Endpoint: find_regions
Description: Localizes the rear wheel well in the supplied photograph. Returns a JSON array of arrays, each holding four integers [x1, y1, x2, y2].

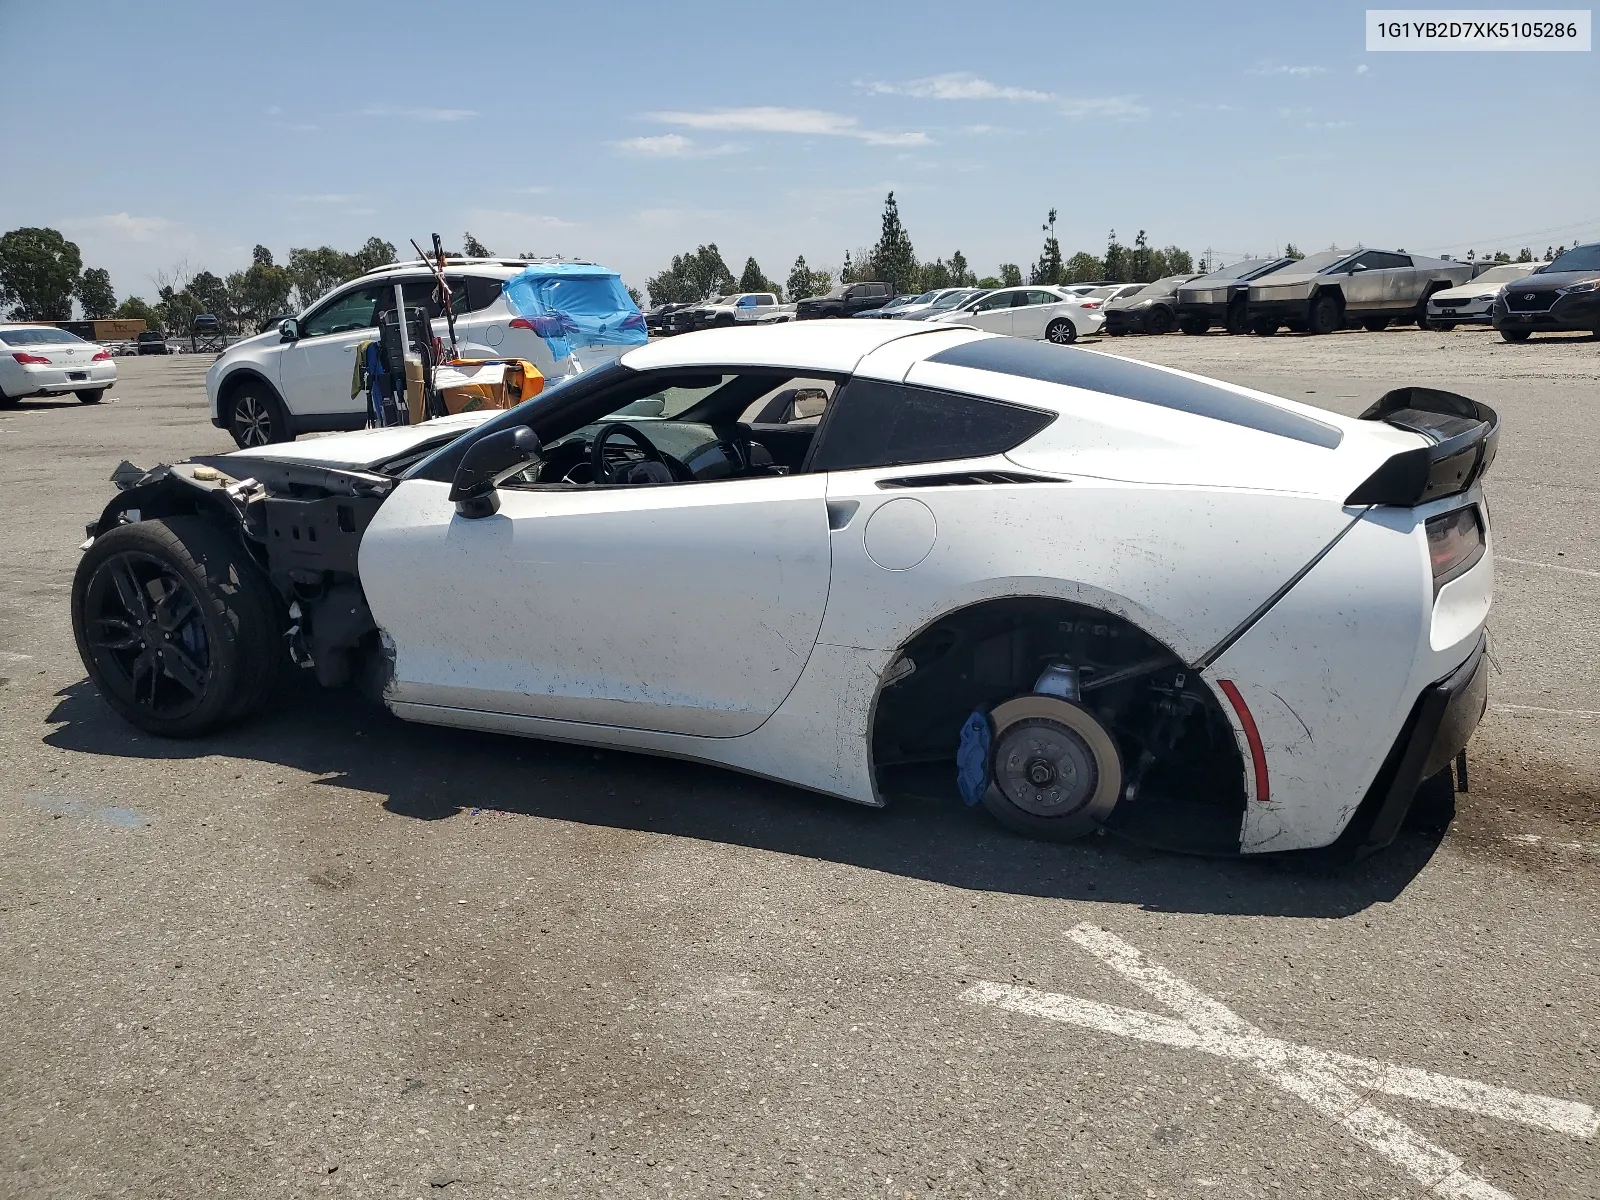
[[871, 597, 1248, 852]]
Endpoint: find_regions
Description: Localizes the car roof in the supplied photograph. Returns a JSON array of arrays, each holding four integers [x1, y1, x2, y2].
[[359, 257, 599, 279]]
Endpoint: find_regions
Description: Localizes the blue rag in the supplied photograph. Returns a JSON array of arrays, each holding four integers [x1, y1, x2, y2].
[[956, 709, 992, 807]]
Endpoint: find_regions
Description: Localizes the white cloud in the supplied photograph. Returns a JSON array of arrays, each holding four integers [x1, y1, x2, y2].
[[649, 106, 929, 146], [60, 213, 176, 243], [613, 134, 743, 158], [865, 72, 1053, 102], [360, 104, 477, 122], [462, 209, 575, 232], [289, 193, 360, 204], [1356, 63, 1370, 75], [1250, 63, 1328, 77], [1060, 96, 1150, 119], [1306, 120, 1353, 129]]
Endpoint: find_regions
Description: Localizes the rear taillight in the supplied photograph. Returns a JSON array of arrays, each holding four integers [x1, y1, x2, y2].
[[12, 352, 50, 364], [1080, 301, 1102, 309], [92, 349, 111, 361], [1426, 506, 1485, 590]]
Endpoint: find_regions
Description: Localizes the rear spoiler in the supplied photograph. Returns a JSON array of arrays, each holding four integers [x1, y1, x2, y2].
[[1345, 387, 1499, 506]]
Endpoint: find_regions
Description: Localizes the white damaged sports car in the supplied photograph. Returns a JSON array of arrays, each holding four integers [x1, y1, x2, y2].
[[71, 321, 1495, 856]]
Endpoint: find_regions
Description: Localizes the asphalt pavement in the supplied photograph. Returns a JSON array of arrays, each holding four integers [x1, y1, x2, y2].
[[1, 329, 1596, 1199]]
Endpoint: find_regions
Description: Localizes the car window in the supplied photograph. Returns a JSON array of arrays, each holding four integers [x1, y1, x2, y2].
[[1354, 251, 1411, 270], [807, 379, 1055, 472], [461, 275, 505, 313], [758, 294, 777, 306], [302, 286, 386, 337], [1542, 244, 1600, 273], [972, 291, 1016, 312], [0, 326, 86, 346], [1024, 290, 1058, 306], [741, 379, 837, 425]]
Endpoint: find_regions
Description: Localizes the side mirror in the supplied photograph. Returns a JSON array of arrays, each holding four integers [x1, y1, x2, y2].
[[279, 318, 300, 341], [1348, 264, 1367, 274], [449, 426, 541, 519]]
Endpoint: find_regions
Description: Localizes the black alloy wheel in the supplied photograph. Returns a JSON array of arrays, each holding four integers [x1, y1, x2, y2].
[[1045, 318, 1077, 345], [1179, 317, 1209, 335], [72, 516, 285, 736], [1224, 302, 1250, 335], [77, 387, 107, 404], [1500, 328, 1532, 343], [1249, 316, 1280, 336], [1363, 318, 1391, 332], [1145, 306, 1174, 335]]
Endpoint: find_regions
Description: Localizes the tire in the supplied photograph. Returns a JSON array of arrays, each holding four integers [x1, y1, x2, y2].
[[1307, 293, 1342, 336], [1436, 322, 1457, 332], [1224, 303, 1249, 335], [1500, 328, 1531, 343], [1044, 318, 1077, 345], [1362, 318, 1390, 332], [1179, 317, 1209, 336], [716, 314, 735, 327], [76, 387, 108, 404], [1145, 306, 1174, 335], [1249, 315, 1280, 336], [227, 379, 292, 448], [71, 516, 286, 737], [0, 387, 17, 409]]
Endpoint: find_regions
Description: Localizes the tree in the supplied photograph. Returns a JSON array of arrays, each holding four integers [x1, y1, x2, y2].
[[1516, 248, 1534, 263], [1103, 230, 1128, 283], [350, 237, 397, 275], [77, 267, 117, 319], [645, 244, 737, 304], [626, 285, 642, 307], [0, 226, 83, 320], [113, 296, 162, 329], [1031, 209, 1065, 286], [918, 259, 953, 292], [462, 232, 492, 257], [737, 256, 780, 298], [1064, 251, 1104, 283], [948, 250, 975, 288], [998, 263, 1023, 287], [230, 245, 294, 330], [187, 270, 229, 318], [1283, 242, 1305, 260], [1492, 250, 1512, 264], [976, 275, 1004, 288], [868, 192, 918, 292]]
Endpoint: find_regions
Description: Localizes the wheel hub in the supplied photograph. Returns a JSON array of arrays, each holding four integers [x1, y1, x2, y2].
[[994, 718, 1097, 817]]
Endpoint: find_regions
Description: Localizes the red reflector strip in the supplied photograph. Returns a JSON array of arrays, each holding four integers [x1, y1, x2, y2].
[[1217, 679, 1270, 804]]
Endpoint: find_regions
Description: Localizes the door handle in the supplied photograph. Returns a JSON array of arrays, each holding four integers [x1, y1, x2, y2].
[[343, 345, 356, 352]]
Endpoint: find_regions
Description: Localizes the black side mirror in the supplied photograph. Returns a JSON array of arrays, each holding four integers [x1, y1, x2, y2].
[[449, 426, 541, 519]]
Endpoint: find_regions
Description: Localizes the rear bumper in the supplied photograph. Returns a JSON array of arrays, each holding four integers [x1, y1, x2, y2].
[[8, 361, 117, 394], [1338, 632, 1488, 854]]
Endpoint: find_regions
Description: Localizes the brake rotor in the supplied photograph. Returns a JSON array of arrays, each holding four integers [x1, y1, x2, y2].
[[985, 695, 1122, 833]]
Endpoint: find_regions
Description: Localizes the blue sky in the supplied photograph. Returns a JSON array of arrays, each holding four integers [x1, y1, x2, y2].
[[1, 0, 1596, 302]]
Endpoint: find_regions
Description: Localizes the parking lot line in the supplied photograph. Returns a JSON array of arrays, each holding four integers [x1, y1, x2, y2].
[[1494, 703, 1600, 719], [965, 925, 1598, 1200], [1497, 556, 1600, 581]]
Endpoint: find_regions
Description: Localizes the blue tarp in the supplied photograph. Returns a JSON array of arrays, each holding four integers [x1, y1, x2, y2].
[[501, 263, 647, 361]]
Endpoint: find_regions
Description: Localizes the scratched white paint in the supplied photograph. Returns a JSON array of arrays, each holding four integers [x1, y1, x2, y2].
[[964, 925, 1596, 1200]]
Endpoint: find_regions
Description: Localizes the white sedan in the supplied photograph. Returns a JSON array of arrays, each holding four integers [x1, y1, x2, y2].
[[71, 320, 1494, 856], [0, 324, 117, 406], [928, 286, 1104, 343], [1425, 262, 1544, 329]]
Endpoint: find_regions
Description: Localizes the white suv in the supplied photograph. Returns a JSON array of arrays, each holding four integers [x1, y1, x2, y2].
[[206, 258, 640, 447]]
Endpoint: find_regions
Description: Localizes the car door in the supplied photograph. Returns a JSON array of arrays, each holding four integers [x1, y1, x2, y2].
[[359, 374, 834, 737], [277, 284, 389, 418], [962, 288, 1021, 334], [1339, 251, 1409, 313], [1010, 289, 1064, 339]]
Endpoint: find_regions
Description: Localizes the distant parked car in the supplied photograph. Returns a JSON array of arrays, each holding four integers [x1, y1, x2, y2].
[[1492, 242, 1600, 342], [1102, 275, 1203, 335], [135, 330, 170, 355], [1425, 263, 1544, 329], [1175, 258, 1296, 335], [0, 323, 117, 405], [929, 285, 1103, 343], [1244, 249, 1473, 336], [794, 281, 894, 319], [854, 292, 926, 318], [692, 292, 782, 328], [894, 287, 986, 321], [644, 302, 694, 336]]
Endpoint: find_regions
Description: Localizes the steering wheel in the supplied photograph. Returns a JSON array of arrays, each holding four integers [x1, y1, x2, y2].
[[590, 422, 680, 484]]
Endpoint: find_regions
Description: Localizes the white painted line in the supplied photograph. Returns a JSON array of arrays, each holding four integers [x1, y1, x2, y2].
[[1504, 833, 1600, 855], [1498, 556, 1600, 580], [1495, 703, 1600, 719], [0, 651, 33, 666], [965, 925, 1599, 1200]]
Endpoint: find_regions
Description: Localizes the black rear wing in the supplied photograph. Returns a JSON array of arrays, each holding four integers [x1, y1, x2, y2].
[[1345, 387, 1500, 507]]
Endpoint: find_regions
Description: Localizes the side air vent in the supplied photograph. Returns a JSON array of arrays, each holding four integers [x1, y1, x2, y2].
[[877, 471, 1061, 489]]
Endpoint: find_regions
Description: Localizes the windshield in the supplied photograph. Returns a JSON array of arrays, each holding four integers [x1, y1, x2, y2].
[[1291, 250, 1352, 273], [0, 326, 86, 346], [1085, 286, 1120, 299], [1130, 275, 1193, 298], [604, 375, 732, 420], [1541, 244, 1600, 274], [931, 289, 977, 310], [1471, 264, 1533, 286]]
